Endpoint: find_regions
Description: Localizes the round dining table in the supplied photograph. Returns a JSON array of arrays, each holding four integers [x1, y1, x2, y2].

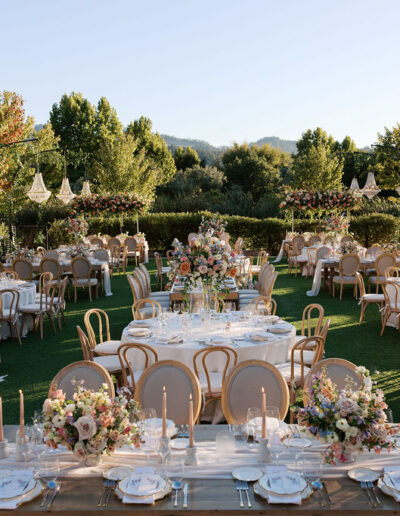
[[0, 280, 36, 339]]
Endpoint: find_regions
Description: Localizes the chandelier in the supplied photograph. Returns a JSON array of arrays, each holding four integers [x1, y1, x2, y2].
[[56, 177, 75, 204], [348, 177, 362, 197], [80, 180, 91, 196], [361, 171, 380, 200], [26, 145, 51, 204]]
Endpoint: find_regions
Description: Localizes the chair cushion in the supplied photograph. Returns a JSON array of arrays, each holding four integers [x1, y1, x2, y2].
[[239, 289, 259, 294], [362, 293, 385, 302], [198, 371, 223, 393], [150, 292, 170, 298], [333, 275, 357, 284], [95, 340, 121, 355], [368, 276, 385, 284], [93, 355, 121, 373], [74, 278, 98, 286], [20, 303, 45, 313], [251, 266, 262, 273], [289, 349, 315, 365], [276, 362, 310, 383]]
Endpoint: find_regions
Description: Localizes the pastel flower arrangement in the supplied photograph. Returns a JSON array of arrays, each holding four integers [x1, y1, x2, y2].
[[16, 247, 35, 260], [42, 381, 140, 463], [66, 218, 88, 240], [168, 233, 237, 289], [381, 242, 400, 255], [71, 194, 146, 216], [280, 189, 360, 212], [324, 214, 349, 234], [66, 245, 91, 258], [198, 216, 227, 238], [293, 366, 399, 464], [339, 241, 361, 255]]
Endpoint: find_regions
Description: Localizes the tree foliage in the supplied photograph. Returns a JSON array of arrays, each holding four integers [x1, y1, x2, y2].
[[374, 124, 400, 189], [221, 143, 289, 203], [291, 127, 343, 190], [173, 146, 201, 170]]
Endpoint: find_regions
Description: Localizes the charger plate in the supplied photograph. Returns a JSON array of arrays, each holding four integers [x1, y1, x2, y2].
[[254, 479, 312, 502], [116, 477, 172, 502]]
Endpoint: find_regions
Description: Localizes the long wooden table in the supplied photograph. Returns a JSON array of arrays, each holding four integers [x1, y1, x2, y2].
[[3, 425, 400, 514]]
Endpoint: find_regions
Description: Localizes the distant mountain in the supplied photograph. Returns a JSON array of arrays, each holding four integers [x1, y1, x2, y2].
[[161, 134, 297, 165]]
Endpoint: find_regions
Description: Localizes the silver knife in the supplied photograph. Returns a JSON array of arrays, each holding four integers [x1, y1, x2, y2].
[[183, 483, 188, 508], [321, 481, 331, 507], [46, 483, 61, 508]]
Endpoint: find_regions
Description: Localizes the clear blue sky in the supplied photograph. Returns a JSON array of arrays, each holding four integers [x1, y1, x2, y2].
[[2, 0, 400, 148]]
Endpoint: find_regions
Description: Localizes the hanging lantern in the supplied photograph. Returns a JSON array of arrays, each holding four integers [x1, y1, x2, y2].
[[361, 171, 381, 200], [56, 177, 75, 204], [81, 180, 91, 196], [26, 173, 51, 203], [348, 177, 362, 197]]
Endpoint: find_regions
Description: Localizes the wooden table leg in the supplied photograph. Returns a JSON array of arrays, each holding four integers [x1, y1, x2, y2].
[[329, 266, 334, 296]]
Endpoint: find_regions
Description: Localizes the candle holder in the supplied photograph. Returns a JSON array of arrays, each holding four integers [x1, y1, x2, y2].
[[184, 445, 197, 466], [0, 440, 9, 459], [15, 430, 29, 462], [257, 437, 271, 463], [158, 436, 171, 464]]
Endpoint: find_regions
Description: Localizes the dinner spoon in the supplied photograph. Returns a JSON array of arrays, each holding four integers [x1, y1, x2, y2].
[[172, 480, 182, 507]]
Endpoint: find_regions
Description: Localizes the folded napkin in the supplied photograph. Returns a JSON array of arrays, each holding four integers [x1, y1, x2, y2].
[[267, 492, 302, 505], [127, 328, 151, 338], [121, 473, 159, 504], [384, 468, 400, 499], [250, 333, 271, 342], [0, 499, 19, 510]]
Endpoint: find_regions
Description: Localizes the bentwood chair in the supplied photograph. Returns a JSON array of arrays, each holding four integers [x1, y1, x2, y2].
[[251, 251, 269, 276], [308, 235, 321, 246], [306, 247, 318, 278], [132, 298, 162, 320], [193, 346, 238, 421], [332, 254, 360, 300], [43, 250, 59, 259], [316, 246, 331, 260], [356, 272, 384, 325], [54, 277, 68, 330], [134, 360, 202, 425], [381, 282, 400, 335], [221, 360, 289, 424], [220, 232, 230, 244], [36, 246, 46, 257], [124, 237, 141, 265], [303, 358, 362, 406], [0, 289, 22, 345], [49, 360, 115, 399], [84, 308, 122, 356], [368, 253, 396, 293], [365, 244, 382, 260], [298, 303, 324, 340], [20, 282, 57, 340], [90, 237, 104, 248], [292, 318, 330, 365], [292, 235, 305, 251], [71, 256, 98, 302], [107, 237, 121, 249], [118, 343, 158, 393], [40, 258, 61, 290], [385, 267, 400, 279], [234, 237, 244, 254], [12, 258, 34, 282], [340, 235, 354, 244], [76, 325, 122, 376], [132, 268, 170, 307], [248, 296, 277, 315]]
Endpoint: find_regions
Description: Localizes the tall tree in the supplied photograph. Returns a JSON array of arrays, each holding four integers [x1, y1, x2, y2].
[[125, 117, 176, 185], [173, 146, 201, 170], [291, 127, 343, 190], [374, 124, 400, 189], [221, 143, 289, 203]]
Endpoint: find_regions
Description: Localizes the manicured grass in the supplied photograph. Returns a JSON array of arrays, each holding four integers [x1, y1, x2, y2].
[[1, 258, 400, 424]]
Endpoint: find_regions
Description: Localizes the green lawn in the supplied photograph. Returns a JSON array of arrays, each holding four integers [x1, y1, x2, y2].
[[1, 258, 400, 424]]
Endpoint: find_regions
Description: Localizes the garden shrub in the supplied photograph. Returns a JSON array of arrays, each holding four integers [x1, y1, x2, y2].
[[350, 213, 398, 247]]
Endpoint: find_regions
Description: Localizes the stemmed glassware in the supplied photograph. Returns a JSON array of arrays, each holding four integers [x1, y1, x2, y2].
[[284, 427, 307, 471], [39, 452, 60, 490], [139, 408, 158, 460], [246, 407, 261, 447]]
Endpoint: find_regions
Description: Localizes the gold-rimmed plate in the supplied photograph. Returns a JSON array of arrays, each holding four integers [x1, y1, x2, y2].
[[116, 477, 172, 502], [254, 479, 312, 502], [259, 472, 307, 495], [103, 467, 134, 481], [0, 474, 36, 500]]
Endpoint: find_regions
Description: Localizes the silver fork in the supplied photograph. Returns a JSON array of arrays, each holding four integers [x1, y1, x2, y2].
[[240, 480, 251, 508], [361, 481, 376, 508], [235, 480, 244, 508], [102, 479, 116, 507], [97, 480, 109, 507], [367, 481, 383, 508]]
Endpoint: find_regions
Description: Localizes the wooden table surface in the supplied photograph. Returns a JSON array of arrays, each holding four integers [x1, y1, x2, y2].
[[3, 425, 400, 514]]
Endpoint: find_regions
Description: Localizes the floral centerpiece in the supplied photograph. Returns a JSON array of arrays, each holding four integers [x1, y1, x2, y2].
[[168, 233, 237, 291], [280, 189, 360, 212], [198, 216, 227, 238], [339, 240, 361, 255], [324, 214, 349, 234], [381, 242, 400, 256], [66, 245, 91, 258], [293, 366, 399, 464], [43, 382, 140, 466], [134, 232, 146, 243], [71, 194, 146, 216], [16, 247, 35, 260], [66, 217, 88, 244]]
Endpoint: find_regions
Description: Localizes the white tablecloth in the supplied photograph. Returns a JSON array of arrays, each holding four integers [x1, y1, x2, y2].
[[273, 239, 290, 263], [0, 281, 36, 339], [120, 312, 295, 373]]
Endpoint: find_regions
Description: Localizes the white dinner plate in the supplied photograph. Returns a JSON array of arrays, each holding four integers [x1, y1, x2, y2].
[[119, 474, 166, 497], [232, 467, 263, 482], [348, 467, 379, 482], [260, 472, 307, 495], [104, 466, 134, 481], [0, 474, 36, 500]]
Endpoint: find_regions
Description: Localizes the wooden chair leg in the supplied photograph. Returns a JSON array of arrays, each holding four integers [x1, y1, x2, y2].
[[14, 322, 22, 345], [74, 286, 77, 303], [39, 315, 44, 340], [48, 312, 57, 334], [380, 309, 390, 336], [340, 282, 343, 300], [88, 285, 92, 302]]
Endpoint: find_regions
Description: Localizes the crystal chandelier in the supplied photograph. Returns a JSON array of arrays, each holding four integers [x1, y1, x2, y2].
[[361, 171, 381, 200], [56, 177, 75, 204], [348, 177, 362, 197], [80, 180, 91, 196], [26, 146, 51, 204]]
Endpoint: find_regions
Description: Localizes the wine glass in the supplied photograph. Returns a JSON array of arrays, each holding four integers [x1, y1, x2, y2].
[[285, 428, 307, 471], [138, 408, 157, 441], [21, 426, 34, 463], [246, 407, 261, 446]]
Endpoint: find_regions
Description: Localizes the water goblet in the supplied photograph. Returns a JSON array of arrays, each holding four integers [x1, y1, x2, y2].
[[39, 452, 60, 490], [246, 407, 261, 446]]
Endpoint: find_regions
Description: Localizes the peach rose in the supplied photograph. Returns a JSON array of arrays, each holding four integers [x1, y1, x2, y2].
[[229, 267, 237, 277], [179, 262, 191, 275]]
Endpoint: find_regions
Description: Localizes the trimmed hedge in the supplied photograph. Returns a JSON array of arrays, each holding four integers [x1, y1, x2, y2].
[[349, 213, 398, 247]]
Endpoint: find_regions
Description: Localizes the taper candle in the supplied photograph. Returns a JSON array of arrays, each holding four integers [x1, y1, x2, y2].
[[19, 390, 24, 439], [162, 386, 167, 438], [261, 387, 266, 439], [189, 393, 194, 447]]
